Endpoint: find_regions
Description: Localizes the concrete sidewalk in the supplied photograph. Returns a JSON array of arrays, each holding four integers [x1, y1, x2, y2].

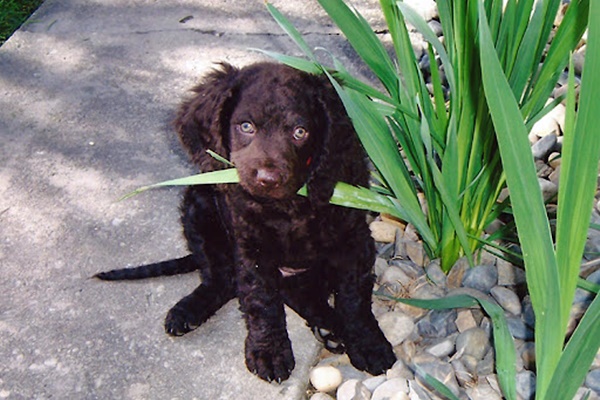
[[0, 0, 384, 399]]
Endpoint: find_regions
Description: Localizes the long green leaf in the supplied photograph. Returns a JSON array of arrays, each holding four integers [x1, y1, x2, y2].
[[477, 2, 562, 397], [396, 1, 456, 93], [555, 0, 600, 330], [522, 0, 589, 117], [297, 182, 401, 217], [317, 0, 399, 96], [265, 2, 318, 63], [119, 168, 240, 200], [546, 292, 600, 399], [322, 71, 437, 250]]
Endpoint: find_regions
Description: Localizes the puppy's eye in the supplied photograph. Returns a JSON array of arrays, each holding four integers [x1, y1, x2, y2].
[[292, 126, 308, 141], [238, 122, 255, 135]]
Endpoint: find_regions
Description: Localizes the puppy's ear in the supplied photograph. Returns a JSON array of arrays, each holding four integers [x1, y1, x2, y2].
[[306, 77, 368, 207], [175, 63, 239, 171]]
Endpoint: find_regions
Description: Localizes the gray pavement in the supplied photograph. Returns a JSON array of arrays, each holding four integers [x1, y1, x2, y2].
[[0, 0, 382, 399]]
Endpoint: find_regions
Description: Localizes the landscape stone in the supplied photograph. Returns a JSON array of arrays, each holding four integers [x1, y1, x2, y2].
[[336, 379, 370, 400], [310, 393, 335, 400], [310, 365, 344, 393], [516, 370, 537, 400], [425, 260, 447, 287], [585, 368, 600, 393], [456, 328, 490, 360], [465, 380, 503, 400], [371, 378, 409, 400], [506, 317, 534, 340], [461, 264, 498, 293], [416, 309, 458, 338], [378, 311, 416, 347], [531, 133, 557, 160], [490, 286, 522, 315], [455, 310, 478, 333]]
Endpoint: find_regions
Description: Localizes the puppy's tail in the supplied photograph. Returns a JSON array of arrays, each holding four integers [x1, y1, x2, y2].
[[94, 254, 199, 281]]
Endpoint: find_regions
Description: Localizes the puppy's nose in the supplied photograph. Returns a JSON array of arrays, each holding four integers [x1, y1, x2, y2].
[[256, 168, 282, 188]]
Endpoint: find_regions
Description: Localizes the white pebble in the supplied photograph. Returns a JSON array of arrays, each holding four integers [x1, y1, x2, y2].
[[363, 375, 387, 392], [466, 381, 503, 400], [371, 378, 409, 400], [530, 114, 559, 138], [336, 379, 370, 400], [310, 393, 335, 400], [310, 365, 343, 392]]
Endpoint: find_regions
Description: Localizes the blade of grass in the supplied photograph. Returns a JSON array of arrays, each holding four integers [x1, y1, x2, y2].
[[248, 49, 321, 74], [396, 1, 456, 93], [546, 292, 600, 399], [323, 70, 437, 251], [477, 1, 563, 396], [522, 0, 589, 117], [265, 2, 318, 63], [316, 0, 399, 96], [297, 182, 402, 217], [119, 168, 240, 201], [555, 0, 600, 332]]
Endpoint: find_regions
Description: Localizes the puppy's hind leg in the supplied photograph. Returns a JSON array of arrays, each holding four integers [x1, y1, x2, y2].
[[165, 279, 236, 336], [165, 186, 236, 336]]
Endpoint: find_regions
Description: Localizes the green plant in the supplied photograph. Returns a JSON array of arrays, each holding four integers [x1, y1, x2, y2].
[[262, 0, 589, 274], [479, 0, 600, 397], [257, 0, 599, 398]]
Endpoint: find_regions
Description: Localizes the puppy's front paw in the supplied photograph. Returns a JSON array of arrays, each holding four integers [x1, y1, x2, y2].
[[346, 334, 396, 375], [164, 305, 200, 336], [245, 335, 295, 382]]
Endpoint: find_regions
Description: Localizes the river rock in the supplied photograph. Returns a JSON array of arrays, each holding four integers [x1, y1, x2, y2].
[[462, 264, 498, 293], [585, 368, 600, 393], [310, 365, 343, 392], [310, 393, 335, 400], [425, 260, 447, 286], [447, 258, 470, 289], [455, 309, 478, 332], [378, 311, 416, 346], [516, 370, 536, 400], [530, 114, 560, 138], [539, 178, 558, 201], [490, 286, 522, 315], [425, 336, 456, 358], [456, 328, 490, 360], [417, 309, 458, 338], [371, 378, 409, 400], [507, 316, 534, 340], [465, 379, 503, 400], [336, 379, 370, 400]]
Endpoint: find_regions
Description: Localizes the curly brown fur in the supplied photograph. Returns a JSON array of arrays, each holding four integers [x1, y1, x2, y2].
[[96, 62, 395, 382]]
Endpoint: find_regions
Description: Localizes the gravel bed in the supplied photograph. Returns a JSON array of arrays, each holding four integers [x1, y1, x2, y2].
[[307, 233, 600, 400], [306, 1, 600, 399]]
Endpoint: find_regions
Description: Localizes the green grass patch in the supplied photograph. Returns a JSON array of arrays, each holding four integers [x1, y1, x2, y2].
[[0, 0, 44, 45]]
